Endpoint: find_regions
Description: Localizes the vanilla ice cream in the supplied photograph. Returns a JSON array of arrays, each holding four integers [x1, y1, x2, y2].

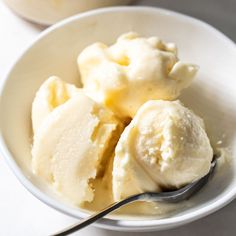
[[32, 83, 123, 205], [113, 100, 213, 201], [32, 76, 81, 133], [31, 33, 215, 215], [78, 32, 198, 118]]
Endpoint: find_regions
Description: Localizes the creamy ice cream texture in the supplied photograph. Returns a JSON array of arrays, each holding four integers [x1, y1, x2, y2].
[[78, 32, 198, 118], [31, 32, 213, 214], [32, 76, 81, 134], [113, 100, 213, 201], [32, 77, 123, 205]]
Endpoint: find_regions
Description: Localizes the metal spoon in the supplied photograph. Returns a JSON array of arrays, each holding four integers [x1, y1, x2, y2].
[[52, 158, 217, 236]]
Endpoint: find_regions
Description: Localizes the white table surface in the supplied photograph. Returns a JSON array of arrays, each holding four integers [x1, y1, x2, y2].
[[0, 0, 235, 235]]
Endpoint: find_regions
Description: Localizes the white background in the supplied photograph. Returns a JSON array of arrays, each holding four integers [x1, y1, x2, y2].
[[0, 0, 235, 235]]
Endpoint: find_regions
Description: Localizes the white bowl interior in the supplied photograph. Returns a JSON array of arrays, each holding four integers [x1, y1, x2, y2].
[[1, 7, 236, 231]]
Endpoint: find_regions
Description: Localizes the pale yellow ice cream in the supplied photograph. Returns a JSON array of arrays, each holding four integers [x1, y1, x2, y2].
[[31, 79, 123, 205], [32, 76, 81, 133], [31, 32, 214, 215], [113, 100, 213, 201], [78, 32, 198, 118]]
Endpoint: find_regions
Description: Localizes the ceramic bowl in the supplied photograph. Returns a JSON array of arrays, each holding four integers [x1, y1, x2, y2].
[[4, 0, 133, 25], [0, 6, 236, 232]]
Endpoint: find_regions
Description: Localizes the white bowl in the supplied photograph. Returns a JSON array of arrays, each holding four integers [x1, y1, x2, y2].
[[0, 6, 236, 232]]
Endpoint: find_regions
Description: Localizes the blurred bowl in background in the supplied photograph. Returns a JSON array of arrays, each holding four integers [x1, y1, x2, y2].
[[3, 0, 134, 25]]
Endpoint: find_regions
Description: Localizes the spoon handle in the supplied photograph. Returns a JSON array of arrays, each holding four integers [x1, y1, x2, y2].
[[51, 194, 141, 236], [52, 191, 175, 236]]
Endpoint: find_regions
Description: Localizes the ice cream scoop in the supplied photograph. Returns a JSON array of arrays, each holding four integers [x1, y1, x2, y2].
[[78, 32, 198, 118], [113, 100, 213, 201], [32, 76, 81, 133], [32, 87, 123, 205]]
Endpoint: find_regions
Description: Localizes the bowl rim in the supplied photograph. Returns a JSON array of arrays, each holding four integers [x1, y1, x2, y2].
[[0, 6, 236, 232]]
